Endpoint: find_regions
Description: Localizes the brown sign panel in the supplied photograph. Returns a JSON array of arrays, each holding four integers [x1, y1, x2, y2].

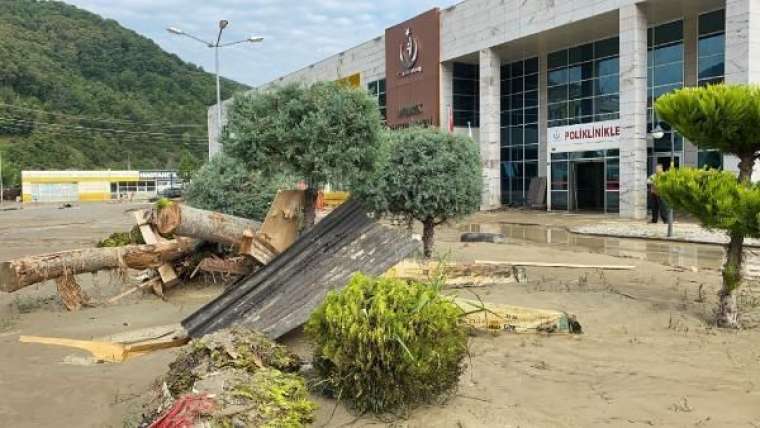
[[385, 8, 440, 128]]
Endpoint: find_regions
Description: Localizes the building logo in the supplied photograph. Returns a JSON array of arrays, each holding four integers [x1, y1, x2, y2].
[[398, 28, 422, 77]]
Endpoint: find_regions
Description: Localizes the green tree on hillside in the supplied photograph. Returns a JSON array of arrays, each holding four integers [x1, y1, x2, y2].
[[654, 84, 760, 328], [178, 151, 201, 182], [224, 82, 383, 229], [0, 0, 249, 170], [358, 127, 482, 258]]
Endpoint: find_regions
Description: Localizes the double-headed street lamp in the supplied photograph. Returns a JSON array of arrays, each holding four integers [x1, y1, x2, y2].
[[167, 20, 263, 148]]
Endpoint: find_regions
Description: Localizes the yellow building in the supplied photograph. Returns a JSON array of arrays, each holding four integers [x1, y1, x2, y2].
[[22, 170, 180, 203]]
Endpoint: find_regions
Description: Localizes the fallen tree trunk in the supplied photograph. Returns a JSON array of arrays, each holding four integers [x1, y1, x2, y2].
[[155, 204, 260, 247], [0, 238, 197, 293]]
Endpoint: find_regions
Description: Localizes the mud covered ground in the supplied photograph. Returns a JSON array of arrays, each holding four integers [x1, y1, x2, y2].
[[1, 204, 759, 427]]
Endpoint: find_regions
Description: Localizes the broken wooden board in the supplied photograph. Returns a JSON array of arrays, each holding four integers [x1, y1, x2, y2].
[[134, 210, 178, 289], [196, 256, 253, 276], [182, 199, 419, 339], [475, 260, 636, 270], [239, 229, 278, 265], [455, 298, 581, 334], [19, 326, 189, 363], [257, 190, 304, 253], [385, 260, 517, 287]]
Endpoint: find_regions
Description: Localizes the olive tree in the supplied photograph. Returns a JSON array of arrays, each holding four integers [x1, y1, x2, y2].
[[360, 127, 482, 258], [185, 153, 295, 221], [655, 84, 760, 328], [224, 82, 383, 229]]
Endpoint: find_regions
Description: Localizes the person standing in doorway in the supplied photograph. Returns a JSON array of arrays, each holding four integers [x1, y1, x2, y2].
[[648, 164, 667, 223]]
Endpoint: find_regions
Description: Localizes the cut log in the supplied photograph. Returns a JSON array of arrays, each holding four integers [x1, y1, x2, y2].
[[0, 238, 197, 293], [155, 204, 260, 247], [257, 190, 304, 253]]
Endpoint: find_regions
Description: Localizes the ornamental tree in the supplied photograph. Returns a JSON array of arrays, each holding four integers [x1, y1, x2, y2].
[[185, 153, 295, 221], [655, 84, 760, 328], [360, 127, 482, 258], [224, 82, 383, 229]]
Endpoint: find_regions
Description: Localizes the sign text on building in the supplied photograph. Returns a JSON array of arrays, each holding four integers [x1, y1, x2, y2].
[[548, 120, 621, 152]]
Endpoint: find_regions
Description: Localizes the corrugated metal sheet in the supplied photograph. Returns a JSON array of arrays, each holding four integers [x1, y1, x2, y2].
[[182, 199, 419, 339]]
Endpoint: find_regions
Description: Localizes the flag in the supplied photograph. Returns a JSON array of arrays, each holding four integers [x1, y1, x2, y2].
[[447, 105, 454, 133]]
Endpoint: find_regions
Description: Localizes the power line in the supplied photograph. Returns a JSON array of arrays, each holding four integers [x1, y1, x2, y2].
[[0, 115, 209, 139], [0, 123, 210, 146], [0, 102, 208, 128]]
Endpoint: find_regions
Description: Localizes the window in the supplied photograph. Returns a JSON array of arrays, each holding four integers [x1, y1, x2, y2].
[[367, 79, 387, 121], [501, 57, 539, 205], [452, 63, 479, 127], [647, 20, 684, 169], [547, 37, 620, 129], [697, 9, 725, 168]]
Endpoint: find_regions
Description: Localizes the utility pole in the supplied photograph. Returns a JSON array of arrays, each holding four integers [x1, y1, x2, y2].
[[167, 23, 263, 158]]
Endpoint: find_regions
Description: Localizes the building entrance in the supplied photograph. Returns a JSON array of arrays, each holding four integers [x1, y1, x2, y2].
[[573, 161, 605, 211]]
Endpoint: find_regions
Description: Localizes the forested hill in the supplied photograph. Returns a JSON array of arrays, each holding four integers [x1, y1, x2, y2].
[[0, 0, 249, 180]]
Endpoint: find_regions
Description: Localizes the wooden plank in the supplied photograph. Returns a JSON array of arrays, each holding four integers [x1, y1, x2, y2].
[[475, 260, 636, 270], [134, 210, 178, 288]]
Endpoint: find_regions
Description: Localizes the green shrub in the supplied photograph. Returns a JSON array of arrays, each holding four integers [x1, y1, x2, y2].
[[305, 273, 467, 414], [185, 153, 295, 221]]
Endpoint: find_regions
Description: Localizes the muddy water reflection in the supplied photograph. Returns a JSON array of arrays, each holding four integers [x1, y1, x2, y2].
[[462, 223, 725, 271]]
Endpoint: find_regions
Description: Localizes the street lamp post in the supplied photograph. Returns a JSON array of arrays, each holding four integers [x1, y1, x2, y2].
[[167, 22, 263, 154]]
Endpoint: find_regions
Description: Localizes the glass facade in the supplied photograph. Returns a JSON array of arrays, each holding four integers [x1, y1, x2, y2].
[[367, 79, 387, 121], [546, 37, 620, 128], [647, 20, 684, 175], [500, 57, 539, 205], [452, 63, 480, 127], [550, 150, 620, 213], [697, 9, 726, 169]]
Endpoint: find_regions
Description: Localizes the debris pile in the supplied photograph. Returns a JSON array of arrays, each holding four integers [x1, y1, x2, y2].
[[0, 190, 306, 310], [144, 327, 316, 427]]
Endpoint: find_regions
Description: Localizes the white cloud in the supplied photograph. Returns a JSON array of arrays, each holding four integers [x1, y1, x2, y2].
[[63, 0, 457, 86]]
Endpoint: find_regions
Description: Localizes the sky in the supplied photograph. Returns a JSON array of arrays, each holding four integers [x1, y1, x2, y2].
[[64, 0, 460, 87]]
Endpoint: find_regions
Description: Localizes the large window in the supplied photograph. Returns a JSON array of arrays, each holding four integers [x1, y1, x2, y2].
[[698, 9, 726, 169], [367, 79, 386, 121], [547, 37, 620, 129], [452, 63, 479, 127], [500, 57, 539, 205], [647, 20, 684, 172]]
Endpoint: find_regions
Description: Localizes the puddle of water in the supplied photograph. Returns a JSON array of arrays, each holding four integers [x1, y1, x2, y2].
[[461, 223, 725, 271]]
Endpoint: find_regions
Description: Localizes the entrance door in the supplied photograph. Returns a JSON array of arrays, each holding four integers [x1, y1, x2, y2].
[[574, 162, 605, 211]]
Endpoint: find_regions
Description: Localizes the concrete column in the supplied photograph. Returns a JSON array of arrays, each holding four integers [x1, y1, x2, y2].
[[479, 48, 502, 210], [538, 52, 548, 178], [725, 0, 760, 84], [682, 11, 699, 167], [618, 3, 649, 219], [440, 62, 454, 130]]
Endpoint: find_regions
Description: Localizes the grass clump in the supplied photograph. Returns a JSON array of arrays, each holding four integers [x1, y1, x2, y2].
[[208, 368, 317, 428], [155, 197, 174, 209], [96, 226, 144, 247], [305, 273, 467, 414]]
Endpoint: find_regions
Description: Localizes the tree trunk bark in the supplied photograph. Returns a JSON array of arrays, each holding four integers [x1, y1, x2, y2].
[[0, 238, 197, 293], [302, 186, 318, 231], [720, 232, 743, 328], [422, 218, 435, 259], [155, 204, 260, 246], [716, 156, 754, 328]]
